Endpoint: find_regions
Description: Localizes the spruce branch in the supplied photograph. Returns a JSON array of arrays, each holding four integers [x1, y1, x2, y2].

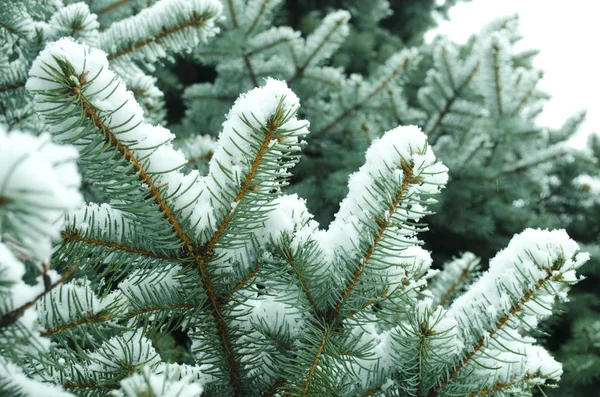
[[40, 310, 113, 337], [0, 82, 25, 93], [105, 13, 211, 61], [282, 247, 320, 315], [63, 70, 191, 249], [242, 54, 259, 87], [318, 51, 415, 136], [289, 10, 350, 83], [99, 0, 223, 65], [226, 264, 260, 299], [0, 263, 78, 329], [432, 273, 552, 394], [245, 0, 273, 38], [225, 0, 239, 28], [96, 0, 132, 16], [61, 230, 179, 261], [492, 43, 503, 117], [466, 374, 535, 396], [27, 38, 247, 396], [199, 105, 286, 254], [429, 252, 481, 307], [424, 62, 479, 141], [301, 325, 330, 397], [333, 160, 415, 315], [432, 229, 588, 395]]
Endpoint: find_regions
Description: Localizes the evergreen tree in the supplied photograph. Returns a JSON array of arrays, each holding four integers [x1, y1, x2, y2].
[[0, 0, 596, 396]]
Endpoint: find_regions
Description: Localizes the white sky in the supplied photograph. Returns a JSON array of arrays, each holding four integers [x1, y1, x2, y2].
[[426, 0, 599, 148]]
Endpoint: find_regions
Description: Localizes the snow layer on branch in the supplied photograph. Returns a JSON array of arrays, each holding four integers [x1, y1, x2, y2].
[[470, 330, 563, 388], [67, 203, 135, 248], [87, 329, 161, 373], [346, 319, 395, 389], [0, 127, 82, 261], [27, 38, 207, 236], [261, 194, 318, 249], [0, 356, 74, 397], [319, 125, 448, 263], [209, 78, 304, 183], [446, 229, 588, 378], [99, 0, 223, 66], [198, 78, 309, 242]]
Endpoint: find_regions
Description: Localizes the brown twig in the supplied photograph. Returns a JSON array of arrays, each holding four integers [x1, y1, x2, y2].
[[95, 0, 131, 16], [0, 263, 79, 328], [61, 230, 177, 261]]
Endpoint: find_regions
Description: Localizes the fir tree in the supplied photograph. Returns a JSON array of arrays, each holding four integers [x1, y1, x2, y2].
[[0, 0, 596, 396]]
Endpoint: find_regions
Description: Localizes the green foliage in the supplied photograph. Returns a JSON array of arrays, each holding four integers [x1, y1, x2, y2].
[[0, 0, 598, 396]]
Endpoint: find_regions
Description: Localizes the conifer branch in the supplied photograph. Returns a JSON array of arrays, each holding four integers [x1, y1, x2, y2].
[[433, 270, 556, 394], [61, 230, 178, 261], [492, 44, 503, 117], [436, 254, 480, 307], [246, 37, 296, 57], [40, 311, 112, 336], [512, 81, 538, 117], [417, 321, 437, 395], [302, 325, 330, 397], [245, 0, 271, 38], [96, 0, 131, 15], [190, 107, 288, 396], [195, 256, 244, 396], [282, 247, 319, 315], [442, 47, 456, 91], [188, 151, 214, 164], [346, 288, 389, 318], [0, 81, 25, 93], [125, 303, 195, 318], [63, 382, 121, 390], [41, 262, 52, 291], [318, 56, 412, 136], [437, 267, 470, 307], [243, 54, 259, 87], [289, 15, 347, 83], [426, 63, 479, 141], [7, 110, 34, 130], [386, 89, 402, 125], [226, 264, 260, 299], [226, 0, 239, 28], [106, 11, 212, 61], [466, 374, 535, 396], [50, 56, 244, 396], [75, 90, 192, 249], [302, 160, 417, 395], [202, 107, 283, 254], [0, 263, 79, 328], [362, 387, 382, 396], [264, 377, 286, 397], [333, 161, 415, 315]]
